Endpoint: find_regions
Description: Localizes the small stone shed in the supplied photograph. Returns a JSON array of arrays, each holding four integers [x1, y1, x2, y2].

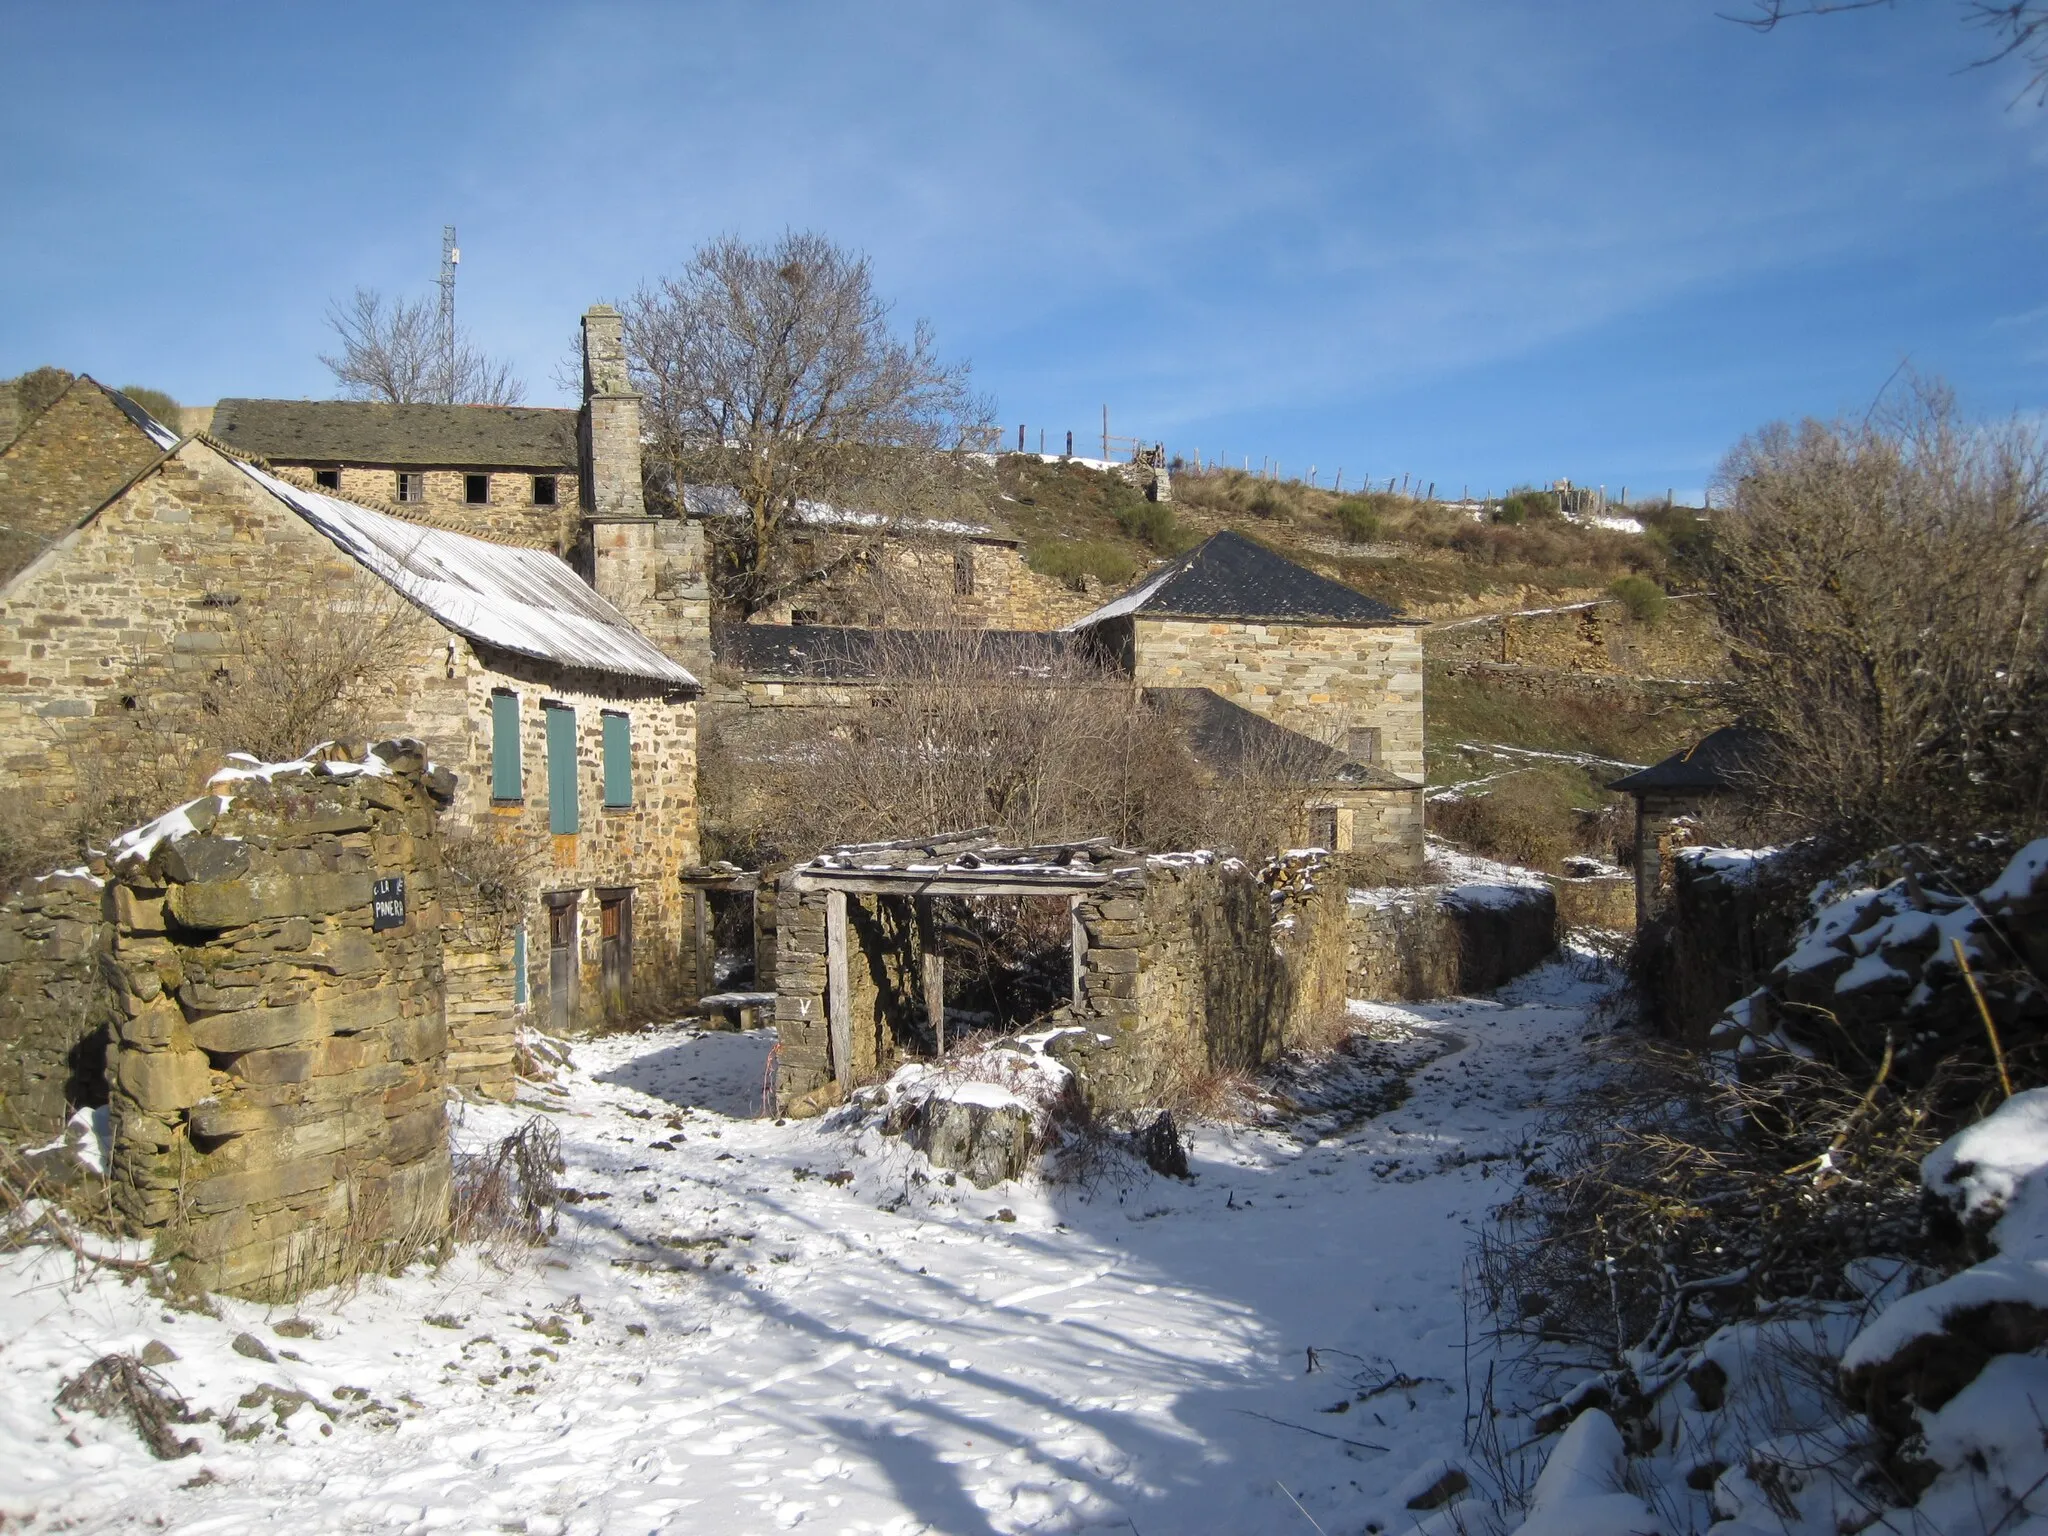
[[771, 833, 1347, 1115], [1609, 725, 1767, 927]]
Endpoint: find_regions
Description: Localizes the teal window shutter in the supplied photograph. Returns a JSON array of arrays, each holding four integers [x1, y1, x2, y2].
[[545, 704, 578, 834], [490, 692, 521, 801], [602, 712, 632, 808]]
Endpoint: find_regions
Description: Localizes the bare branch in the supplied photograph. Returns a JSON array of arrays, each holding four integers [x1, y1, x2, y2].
[[319, 286, 525, 406]]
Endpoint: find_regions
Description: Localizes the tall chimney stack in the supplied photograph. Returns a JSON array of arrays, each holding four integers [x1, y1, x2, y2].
[[579, 305, 644, 519]]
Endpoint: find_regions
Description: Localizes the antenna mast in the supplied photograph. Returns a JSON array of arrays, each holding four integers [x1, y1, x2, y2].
[[438, 224, 459, 402]]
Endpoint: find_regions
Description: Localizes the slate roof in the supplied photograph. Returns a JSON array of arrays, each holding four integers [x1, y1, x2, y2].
[[1144, 687, 1418, 790], [714, 623, 1072, 680], [239, 462, 696, 690], [209, 399, 578, 470], [1065, 528, 1409, 629], [1607, 725, 1768, 795]]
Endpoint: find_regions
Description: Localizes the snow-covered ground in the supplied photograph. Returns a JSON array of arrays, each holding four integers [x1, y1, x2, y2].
[[4, 953, 1619, 1535]]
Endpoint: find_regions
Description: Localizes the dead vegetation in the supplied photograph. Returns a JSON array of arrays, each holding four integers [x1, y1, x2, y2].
[[54, 1354, 200, 1460], [451, 1116, 562, 1249]]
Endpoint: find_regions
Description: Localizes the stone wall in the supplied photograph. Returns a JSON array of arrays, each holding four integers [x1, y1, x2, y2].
[[1346, 881, 1558, 1002], [1548, 873, 1636, 931], [1637, 849, 1806, 1049], [287, 466, 581, 553], [0, 870, 115, 1141], [585, 516, 714, 684], [101, 742, 453, 1298], [1424, 596, 1727, 679], [1311, 788, 1426, 882], [1128, 617, 1426, 783], [747, 531, 1097, 633]]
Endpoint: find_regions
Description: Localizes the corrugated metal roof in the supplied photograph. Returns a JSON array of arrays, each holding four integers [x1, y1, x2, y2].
[[239, 463, 697, 690], [210, 399, 578, 469], [1065, 529, 1409, 628]]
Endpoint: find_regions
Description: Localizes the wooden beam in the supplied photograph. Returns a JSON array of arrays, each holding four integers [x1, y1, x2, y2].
[[794, 870, 1116, 897], [1070, 894, 1088, 1011], [825, 890, 851, 1089]]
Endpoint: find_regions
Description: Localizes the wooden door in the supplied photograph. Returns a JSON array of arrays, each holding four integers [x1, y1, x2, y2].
[[548, 896, 578, 1032], [599, 892, 632, 1021]]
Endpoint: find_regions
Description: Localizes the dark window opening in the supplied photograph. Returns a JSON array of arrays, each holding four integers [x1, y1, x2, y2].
[[314, 469, 340, 490], [532, 475, 558, 507], [791, 609, 819, 626], [1310, 807, 1339, 850], [397, 472, 424, 503], [465, 473, 490, 505], [1346, 726, 1382, 764], [953, 548, 975, 596]]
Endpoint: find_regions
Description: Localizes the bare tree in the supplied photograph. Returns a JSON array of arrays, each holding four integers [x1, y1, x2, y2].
[[1731, 0, 2048, 98], [620, 231, 995, 612], [320, 288, 524, 406], [1709, 380, 2048, 848]]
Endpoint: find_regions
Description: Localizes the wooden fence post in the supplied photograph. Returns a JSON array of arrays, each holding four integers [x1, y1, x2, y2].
[[825, 891, 851, 1089]]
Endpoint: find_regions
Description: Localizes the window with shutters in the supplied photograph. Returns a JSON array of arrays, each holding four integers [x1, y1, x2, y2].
[[601, 711, 632, 809], [489, 690, 522, 802], [953, 547, 975, 596], [1309, 807, 1338, 851], [544, 702, 578, 835], [396, 472, 424, 503]]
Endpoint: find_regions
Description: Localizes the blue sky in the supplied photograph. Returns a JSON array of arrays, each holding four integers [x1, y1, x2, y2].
[[3, 1, 2044, 501]]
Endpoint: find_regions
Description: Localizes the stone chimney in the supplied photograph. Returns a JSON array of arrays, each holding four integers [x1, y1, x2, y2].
[[579, 304, 644, 519], [578, 304, 712, 680]]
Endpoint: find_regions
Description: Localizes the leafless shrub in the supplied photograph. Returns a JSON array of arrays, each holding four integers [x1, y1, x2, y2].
[[54, 1354, 199, 1460], [1477, 1040, 1957, 1412], [1430, 772, 1579, 873], [452, 1117, 562, 1249], [1711, 381, 2048, 851]]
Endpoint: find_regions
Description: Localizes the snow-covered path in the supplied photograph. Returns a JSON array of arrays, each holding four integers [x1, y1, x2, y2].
[[3, 954, 1613, 1535]]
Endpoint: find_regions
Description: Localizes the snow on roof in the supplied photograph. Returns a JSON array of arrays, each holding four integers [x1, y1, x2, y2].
[[238, 463, 697, 690], [100, 385, 180, 451]]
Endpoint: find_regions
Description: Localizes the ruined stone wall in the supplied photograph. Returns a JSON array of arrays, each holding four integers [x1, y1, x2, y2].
[[1129, 617, 1426, 783], [102, 743, 452, 1298], [0, 871, 115, 1140], [746, 531, 1096, 632], [1637, 850, 1806, 1049], [1346, 882, 1558, 1002], [0, 381, 168, 583], [1425, 596, 1727, 679]]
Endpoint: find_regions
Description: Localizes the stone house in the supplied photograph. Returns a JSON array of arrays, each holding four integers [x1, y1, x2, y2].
[[202, 398, 581, 552], [1608, 724, 1766, 927], [1066, 528, 1427, 785], [0, 416, 702, 1094]]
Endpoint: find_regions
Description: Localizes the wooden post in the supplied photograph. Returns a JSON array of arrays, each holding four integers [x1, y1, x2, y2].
[[915, 896, 945, 1057], [1017, 423, 1025, 452], [690, 888, 710, 1001], [1102, 405, 1109, 461], [825, 890, 851, 1089], [1070, 895, 1088, 1010]]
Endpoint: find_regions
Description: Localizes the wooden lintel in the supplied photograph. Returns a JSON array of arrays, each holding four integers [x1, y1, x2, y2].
[[794, 871, 1115, 898]]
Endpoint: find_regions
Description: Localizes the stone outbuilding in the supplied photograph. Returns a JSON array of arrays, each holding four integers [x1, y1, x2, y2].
[[1065, 528, 1427, 785], [0, 376, 180, 585], [1608, 724, 1766, 927]]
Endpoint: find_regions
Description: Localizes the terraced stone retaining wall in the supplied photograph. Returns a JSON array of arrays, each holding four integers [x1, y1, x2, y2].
[[1347, 881, 1558, 1002]]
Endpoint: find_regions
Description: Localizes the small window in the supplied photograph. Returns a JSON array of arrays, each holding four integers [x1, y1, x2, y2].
[[544, 702, 578, 835], [1309, 807, 1338, 851], [490, 690, 522, 802], [465, 473, 490, 505], [601, 711, 632, 809], [953, 547, 975, 596], [396, 472, 424, 503], [1346, 726, 1382, 764], [314, 469, 340, 490], [790, 609, 819, 627], [532, 475, 558, 507]]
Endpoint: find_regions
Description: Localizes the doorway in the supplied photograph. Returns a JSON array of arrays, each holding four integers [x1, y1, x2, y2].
[[545, 891, 580, 1032], [598, 888, 633, 1021]]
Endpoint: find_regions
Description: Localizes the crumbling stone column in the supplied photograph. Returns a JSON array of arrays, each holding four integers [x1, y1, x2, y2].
[[101, 740, 456, 1298], [0, 871, 115, 1141]]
